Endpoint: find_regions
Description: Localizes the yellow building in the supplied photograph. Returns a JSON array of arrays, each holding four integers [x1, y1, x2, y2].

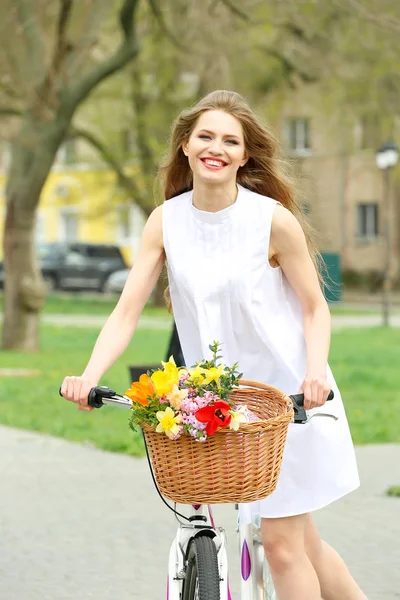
[[0, 147, 146, 266]]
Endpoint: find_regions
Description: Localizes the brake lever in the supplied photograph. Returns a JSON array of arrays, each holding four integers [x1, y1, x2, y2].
[[290, 391, 336, 424]]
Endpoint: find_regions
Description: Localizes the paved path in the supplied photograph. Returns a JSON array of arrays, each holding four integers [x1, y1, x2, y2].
[[41, 314, 173, 330], [1, 426, 399, 599], [38, 312, 400, 330]]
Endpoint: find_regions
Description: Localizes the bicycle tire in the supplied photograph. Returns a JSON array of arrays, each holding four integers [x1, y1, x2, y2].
[[182, 534, 220, 600]]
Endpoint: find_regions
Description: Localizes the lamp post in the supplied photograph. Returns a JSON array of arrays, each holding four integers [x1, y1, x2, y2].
[[376, 141, 399, 326]]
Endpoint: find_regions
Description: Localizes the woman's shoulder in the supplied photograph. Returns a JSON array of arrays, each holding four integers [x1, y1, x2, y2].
[[163, 190, 192, 209], [238, 185, 280, 217]]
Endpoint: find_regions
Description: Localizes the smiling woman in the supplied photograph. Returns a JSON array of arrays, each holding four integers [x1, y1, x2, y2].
[[60, 90, 366, 600], [181, 112, 248, 204]]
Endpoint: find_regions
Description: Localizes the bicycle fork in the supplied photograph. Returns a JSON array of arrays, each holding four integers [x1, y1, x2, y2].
[[166, 505, 231, 600], [238, 517, 274, 600]]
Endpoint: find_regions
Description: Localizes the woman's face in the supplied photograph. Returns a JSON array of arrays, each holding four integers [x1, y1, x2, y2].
[[182, 110, 248, 186]]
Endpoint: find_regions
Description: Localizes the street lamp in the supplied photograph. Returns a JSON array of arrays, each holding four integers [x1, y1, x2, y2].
[[376, 141, 399, 326]]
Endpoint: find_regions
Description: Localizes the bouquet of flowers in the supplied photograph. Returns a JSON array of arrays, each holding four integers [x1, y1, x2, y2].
[[127, 341, 255, 442]]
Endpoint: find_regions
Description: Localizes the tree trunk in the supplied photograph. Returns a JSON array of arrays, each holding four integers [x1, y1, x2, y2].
[[2, 120, 68, 350], [2, 199, 45, 351]]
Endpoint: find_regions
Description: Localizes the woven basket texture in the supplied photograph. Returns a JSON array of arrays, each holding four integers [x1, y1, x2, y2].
[[142, 380, 294, 504]]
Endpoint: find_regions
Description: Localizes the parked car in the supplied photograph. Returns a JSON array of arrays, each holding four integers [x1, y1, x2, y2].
[[103, 268, 130, 294], [38, 242, 127, 292], [0, 243, 127, 292]]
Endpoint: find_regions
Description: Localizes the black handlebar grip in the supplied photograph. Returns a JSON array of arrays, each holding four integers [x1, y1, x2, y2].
[[88, 387, 104, 409], [58, 386, 103, 408], [290, 390, 334, 407]]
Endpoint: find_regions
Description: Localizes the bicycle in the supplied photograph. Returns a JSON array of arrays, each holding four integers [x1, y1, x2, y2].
[[60, 385, 335, 599]]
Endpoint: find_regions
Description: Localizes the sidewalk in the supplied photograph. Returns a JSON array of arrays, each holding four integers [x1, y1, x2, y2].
[[38, 312, 400, 329], [0, 426, 399, 599]]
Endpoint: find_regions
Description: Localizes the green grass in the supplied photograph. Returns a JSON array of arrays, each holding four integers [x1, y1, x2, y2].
[[329, 327, 400, 444], [2, 291, 396, 318], [0, 325, 399, 455], [386, 486, 400, 497], [0, 325, 171, 456], [329, 304, 400, 316], [0, 292, 170, 318]]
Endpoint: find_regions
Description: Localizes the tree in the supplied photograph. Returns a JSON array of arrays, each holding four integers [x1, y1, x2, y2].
[[0, 0, 141, 350]]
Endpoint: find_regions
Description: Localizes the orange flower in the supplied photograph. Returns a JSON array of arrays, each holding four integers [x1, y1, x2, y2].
[[125, 374, 156, 406]]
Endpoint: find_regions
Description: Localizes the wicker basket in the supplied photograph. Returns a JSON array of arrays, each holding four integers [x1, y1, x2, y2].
[[142, 379, 293, 504]]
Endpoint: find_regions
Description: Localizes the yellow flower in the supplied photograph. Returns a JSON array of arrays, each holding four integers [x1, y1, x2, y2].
[[188, 365, 225, 387], [151, 360, 179, 395], [229, 406, 247, 431], [187, 365, 207, 385], [166, 385, 188, 410], [156, 407, 182, 438], [202, 365, 225, 385], [161, 356, 177, 370]]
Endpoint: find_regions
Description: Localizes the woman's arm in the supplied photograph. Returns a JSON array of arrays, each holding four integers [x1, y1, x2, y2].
[[269, 205, 332, 409], [61, 205, 165, 410]]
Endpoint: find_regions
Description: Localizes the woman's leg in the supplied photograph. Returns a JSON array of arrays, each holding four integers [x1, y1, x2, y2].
[[304, 514, 368, 600], [261, 514, 321, 600]]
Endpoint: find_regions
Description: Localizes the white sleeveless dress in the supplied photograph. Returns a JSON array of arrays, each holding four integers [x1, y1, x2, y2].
[[162, 184, 360, 520]]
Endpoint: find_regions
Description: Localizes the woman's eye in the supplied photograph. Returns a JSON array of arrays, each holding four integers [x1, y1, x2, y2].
[[226, 139, 239, 145], [199, 135, 211, 140]]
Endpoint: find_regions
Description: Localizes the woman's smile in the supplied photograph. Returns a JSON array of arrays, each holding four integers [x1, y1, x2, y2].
[[200, 157, 228, 170]]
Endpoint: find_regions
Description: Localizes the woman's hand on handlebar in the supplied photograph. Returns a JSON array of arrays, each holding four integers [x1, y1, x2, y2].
[[299, 374, 332, 410], [60, 376, 96, 412]]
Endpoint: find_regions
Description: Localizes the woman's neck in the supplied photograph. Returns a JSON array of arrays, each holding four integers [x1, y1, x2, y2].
[[191, 179, 238, 213]]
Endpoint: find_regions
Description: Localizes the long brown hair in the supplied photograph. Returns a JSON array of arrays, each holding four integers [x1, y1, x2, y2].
[[159, 90, 323, 280]]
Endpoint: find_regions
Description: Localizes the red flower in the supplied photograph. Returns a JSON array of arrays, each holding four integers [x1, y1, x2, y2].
[[195, 401, 232, 436]]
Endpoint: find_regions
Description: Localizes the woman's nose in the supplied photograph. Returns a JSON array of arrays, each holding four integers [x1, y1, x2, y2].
[[208, 139, 223, 154]]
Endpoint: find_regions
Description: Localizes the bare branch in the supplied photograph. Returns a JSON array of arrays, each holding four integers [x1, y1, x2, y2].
[[52, 0, 74, 73], [69, 125, 148, 211], [262, 48, 318, 85], [36, 1, 75, 107], [217, 0, 249, 21], [65, 0, 140, 111], [332, 0, 400, 33], [0, 107, 23, 117], [0, 77, 20, 100], [14, 0, 46, 84], [131, 65, 155, 176], [147, 0, 187, 50]]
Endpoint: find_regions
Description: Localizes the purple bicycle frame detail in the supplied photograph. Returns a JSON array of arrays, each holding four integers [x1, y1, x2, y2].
[[241, 539, 252, 580]]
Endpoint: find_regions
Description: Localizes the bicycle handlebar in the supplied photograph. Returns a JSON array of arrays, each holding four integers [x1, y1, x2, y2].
[[59, 386, 334, 423]]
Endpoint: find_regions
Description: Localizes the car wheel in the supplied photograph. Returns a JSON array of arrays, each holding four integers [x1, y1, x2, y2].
[[43, 274, 58, 292], [98, 275, 111, 293]]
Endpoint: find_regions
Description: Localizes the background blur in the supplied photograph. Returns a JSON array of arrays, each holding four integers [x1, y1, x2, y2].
[[1, 0, 400, 439], [1, 3, 400, 598]]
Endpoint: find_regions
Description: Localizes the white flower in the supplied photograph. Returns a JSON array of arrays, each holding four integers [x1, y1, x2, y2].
[[166, 384, 188, 410], [229, 405, 248, 431]]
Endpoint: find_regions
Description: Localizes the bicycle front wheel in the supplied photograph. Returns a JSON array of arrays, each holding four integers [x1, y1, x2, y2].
[[182, 534, 220, 600]]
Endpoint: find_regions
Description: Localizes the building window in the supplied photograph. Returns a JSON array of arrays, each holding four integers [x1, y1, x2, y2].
[[284, 118, 311, 154], [59, 206, 79, 242], [357, 203, 379, 239]]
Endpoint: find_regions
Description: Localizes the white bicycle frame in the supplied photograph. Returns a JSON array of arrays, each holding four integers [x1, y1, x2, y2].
[[90, 388, 336, 600], [166, 504, 230, 599], [166, 503, 275, 600]]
